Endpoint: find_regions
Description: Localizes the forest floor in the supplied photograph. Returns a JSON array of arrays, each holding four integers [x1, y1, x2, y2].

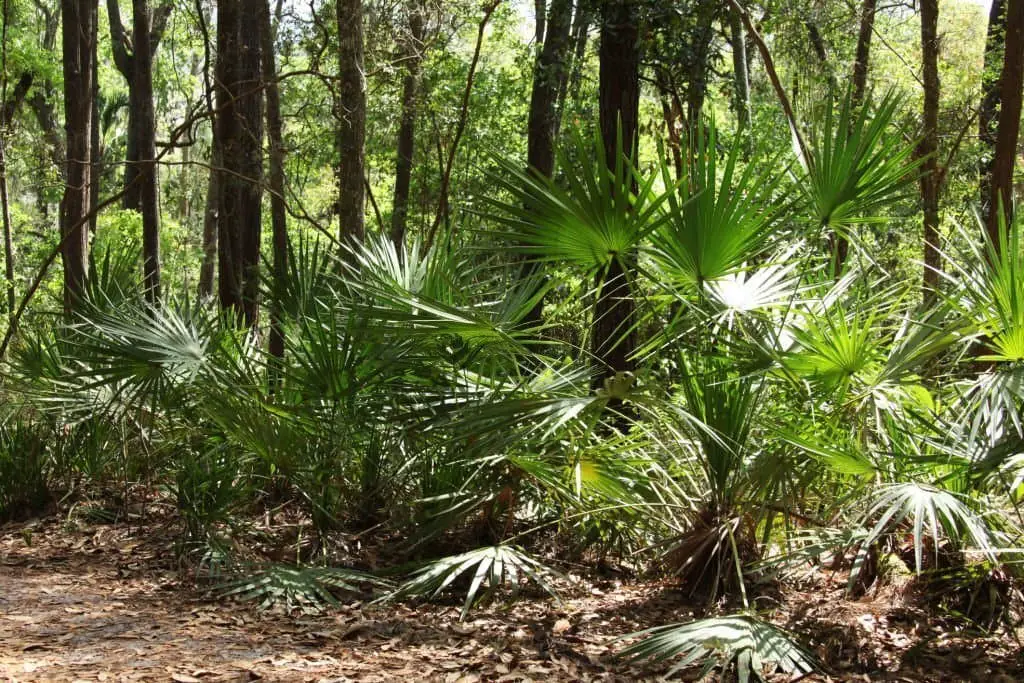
[[2, 513, 1023, 682]]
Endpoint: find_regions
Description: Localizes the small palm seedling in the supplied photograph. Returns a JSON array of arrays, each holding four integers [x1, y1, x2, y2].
[[616, 614, 818, 682], [383, 544, 562, 620], [218, 563, 390, 613]]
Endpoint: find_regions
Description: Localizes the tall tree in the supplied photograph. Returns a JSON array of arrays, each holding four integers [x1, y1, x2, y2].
[[390, 1, 425, 251], [987, 0, 1024, 247], [980, 0, 1006, 212], [261, 0, 287, 363], [336, 0, 366, 246], [106, 0, 172, 211], [216, 0, 264, 325], [850, 0, 877, 108], [594, 0, 639, 384], [61, 0, 98, 312], [520, 0, 573, 329], [684, 0, 716, 133], [920, 0, 941, 295], [728, 6, 751, 135], [133, 0, 161, 303]]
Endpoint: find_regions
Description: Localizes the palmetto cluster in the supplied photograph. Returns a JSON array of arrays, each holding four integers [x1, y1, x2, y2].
[[2, 93, 1022, 680]]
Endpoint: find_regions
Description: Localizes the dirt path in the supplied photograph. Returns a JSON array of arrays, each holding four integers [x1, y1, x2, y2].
[[1, 518, 1022, 682]]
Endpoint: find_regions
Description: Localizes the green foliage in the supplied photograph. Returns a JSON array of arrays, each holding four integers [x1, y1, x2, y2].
[[617, 614, 818, 681], [384, 545, 561, 620], [218, 563, 389, 613]]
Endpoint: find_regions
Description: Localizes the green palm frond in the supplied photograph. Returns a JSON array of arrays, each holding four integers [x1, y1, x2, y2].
[[383, 545, 561, 620], [802, 89, 923, 231], [649, 120, 788, 291], [486, 126, 671, 272], [617, 614, 818, 681], [849, 482, 997, 591], [218, 564, 390, 613]]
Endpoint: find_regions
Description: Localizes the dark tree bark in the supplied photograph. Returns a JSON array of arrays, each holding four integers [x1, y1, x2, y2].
[[685, 0, 716, 135], [534, 0, 545, 46], [980, 0, 1007, 213], [728, 6, 750, 134], [851, 0, 876, 108], [106, 0, 172, 211], [594, 0, 639, 386], [563, 0, 591, 113], [261, 0, 287, 363], [336, 0, 366, 246], [390, 3, 424, 251], [198, 139, 220, 298], [987, 0, 1024, 248], [920, 0, 941, 297], [60, 0, 97, 312], [216, 0, 264, 325], [134, 0, 161, 304], [654, 67, 683, 179], [521, 0, 573, 329], [1, 4, 21, 320], [527, 0, 573, 180]]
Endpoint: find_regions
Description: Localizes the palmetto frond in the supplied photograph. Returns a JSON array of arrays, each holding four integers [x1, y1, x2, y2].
[[383, 545, 561, 620], [218, 563, 390, 613], [801, 90, 922, 231], [648, 121, 788, 291], [486, 126, 670, 272], [617, 614, 818, 681]]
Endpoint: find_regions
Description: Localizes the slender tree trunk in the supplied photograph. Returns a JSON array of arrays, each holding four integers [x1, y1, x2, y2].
[[981, 0, 1007, 213], [987, 0, 1024, 248], [563, 0, 591, 114], [654, 68, 683, 179], [534, 0, 545, 46], [89, 22, 100, 237], [1, 0, 15, 320], [61, 0, 97, 312], [134, 0, 161, 304], [593, 0, 639, 387], [685, 0, 716, 135], [728, 7, 751, 134], [336, 0, 366, 246], [920, 0, 941, 297], [198, 140, 219, 298], [390, 3, 424, 251], [261, 0, 287, 364], [106, 0, 172, 211], [851, 0, 876, 108], [521, 0, 573, 330], [216, 0, 264, 325]]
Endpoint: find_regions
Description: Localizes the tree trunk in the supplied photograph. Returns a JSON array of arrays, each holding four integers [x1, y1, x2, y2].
[[654, 68, 683, 178], [563, 0, 591, 115], [107, 0, 173, 211], [216, 0, 264, 325], [987, 0, 1024, 248], [336, 0, 366, 246], [594, 0, 639, 386], [920, 0, 941, 297], [61, 0, 97, 312], [261, 0, 287, 364], [851, 0, 876, 108], [728, 7, 751, 134], [685, 0, 716, 135], [198, 139, 220, 298], [521, 0, 573, 329], [134, 0, 161, 304], [390, 3, 424, 251], [980, 0, 1007, 213]]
